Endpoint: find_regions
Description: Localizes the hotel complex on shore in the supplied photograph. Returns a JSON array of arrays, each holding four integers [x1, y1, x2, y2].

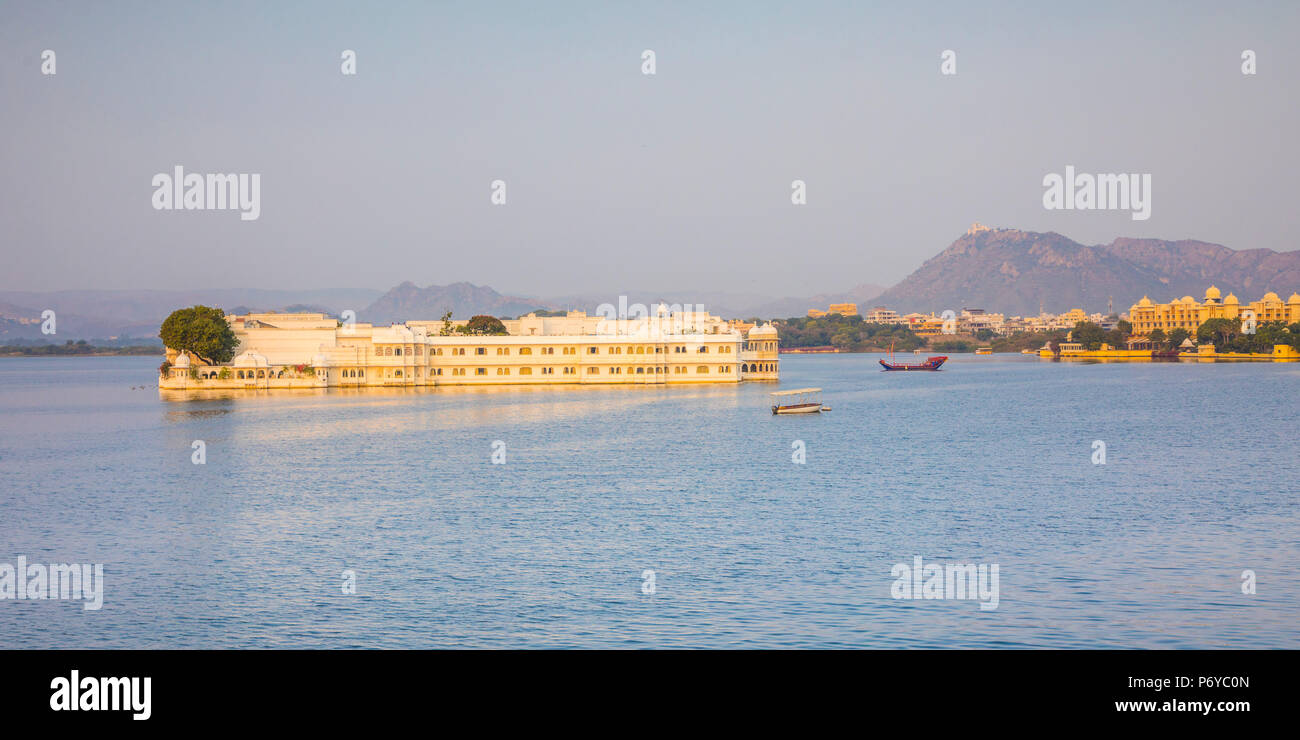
[[160, 305, 780, 390], [1127, 286, 1300, 335]]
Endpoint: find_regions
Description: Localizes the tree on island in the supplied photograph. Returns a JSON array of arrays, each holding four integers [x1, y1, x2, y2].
[[1167, 327, 1191, 350], [461, 315, 508, 336], [1072, 321, 1127, 351], [1196, 318, 1240, 351], [159, 305, 238, 365], [1071, 321, 1106, 350]]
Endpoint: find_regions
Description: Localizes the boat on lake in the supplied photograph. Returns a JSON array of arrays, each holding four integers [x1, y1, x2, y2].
[[880, 342, 947, 371], [880, 356, 947, 371], [771, 387, 829, 414]]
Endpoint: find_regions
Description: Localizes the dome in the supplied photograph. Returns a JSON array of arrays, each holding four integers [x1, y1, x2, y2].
[[1136, 296, 1153, 307], [1224, 292, 1239, 304], [172, 351, 191, 368], [1180, 296, 1195, 304], [232, 351, 269, 367], [1288, 293, 1300, 305], [748, 323, 778, 338], [1204, 285, 1221, 300], [1262, 291, 1280, 302]]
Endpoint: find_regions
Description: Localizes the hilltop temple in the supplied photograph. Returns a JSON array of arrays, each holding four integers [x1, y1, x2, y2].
[[160, 305, 780, 389]]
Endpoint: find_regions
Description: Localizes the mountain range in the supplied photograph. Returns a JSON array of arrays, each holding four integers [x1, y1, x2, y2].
[[871, 227, 1300, 315], [4, 227, 1298, 341]]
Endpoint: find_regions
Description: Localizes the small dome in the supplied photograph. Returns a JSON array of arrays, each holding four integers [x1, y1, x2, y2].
[[1224, 292, 1239, 304], [1205, 285, 1221, 300], [1180, 296, 1195, 304], [1137, 296, 1153, 307], [1262, 291, 1280, 302], [748, 323, 778, 338], [172, 351, 191, 368], [232, 351, 269, 367], [1288, 292, 1300, 304]]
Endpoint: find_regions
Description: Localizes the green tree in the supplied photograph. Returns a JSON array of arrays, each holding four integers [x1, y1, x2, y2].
[[1071, 321, 1108, 350], [464, 315, 508, 335], [439, 310, 455, 336], [159, 305, 238, 364], [1148, 328, 1167, 347], [1168, 327, 1191, 350], [1197, 318, 1239, 350]]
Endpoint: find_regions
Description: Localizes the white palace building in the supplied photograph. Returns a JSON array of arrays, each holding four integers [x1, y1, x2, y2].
[[159, 306, 780, 390]]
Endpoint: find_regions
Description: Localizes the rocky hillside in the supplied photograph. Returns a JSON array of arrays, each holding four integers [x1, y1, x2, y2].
[[870, 227, 1300, 315], [361, 282, 552, 324]]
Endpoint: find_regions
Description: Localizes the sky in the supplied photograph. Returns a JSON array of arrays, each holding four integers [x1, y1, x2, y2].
[[2, 0, 1297, 297]]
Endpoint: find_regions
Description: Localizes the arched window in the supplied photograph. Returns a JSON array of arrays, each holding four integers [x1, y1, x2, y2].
[[257, 370, 265, 378]]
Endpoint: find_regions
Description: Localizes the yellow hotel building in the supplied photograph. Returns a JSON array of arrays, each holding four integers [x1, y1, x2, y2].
[[160, 305, 780, 390], [1128, 286, 1300, 335]]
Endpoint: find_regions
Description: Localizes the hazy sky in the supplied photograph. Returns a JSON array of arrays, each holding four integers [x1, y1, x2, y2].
[[2, 0, 1297, 297]]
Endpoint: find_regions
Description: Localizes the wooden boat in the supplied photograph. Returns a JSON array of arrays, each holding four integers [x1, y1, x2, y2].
[[975, 347, 993, 355], [880, 355, 947, 371], [771, 387, 828, 414], [880, 342, 947, 371]]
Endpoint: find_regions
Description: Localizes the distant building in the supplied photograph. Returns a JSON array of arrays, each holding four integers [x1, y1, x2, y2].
[[1128, 286, 1300, 335], [808, 303, 858, 318], [864, 306, 901, 324]]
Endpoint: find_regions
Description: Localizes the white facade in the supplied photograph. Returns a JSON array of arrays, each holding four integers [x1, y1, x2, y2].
[[161, 307, 780, 389]]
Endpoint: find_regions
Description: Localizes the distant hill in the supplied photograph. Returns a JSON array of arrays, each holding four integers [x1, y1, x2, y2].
[[0, 288, 381, 342], [870, 227, 1300, 315], [361, 282, 552, 324]]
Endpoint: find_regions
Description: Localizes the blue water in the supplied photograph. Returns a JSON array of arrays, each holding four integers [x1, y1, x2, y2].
[[0, 354, 1296, 648]]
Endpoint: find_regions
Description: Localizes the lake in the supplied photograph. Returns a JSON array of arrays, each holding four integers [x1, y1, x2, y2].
[[1, 354, 1296, 648]]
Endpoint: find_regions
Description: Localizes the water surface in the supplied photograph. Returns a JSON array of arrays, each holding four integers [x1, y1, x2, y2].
[[1, 354, 1296, 648]]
